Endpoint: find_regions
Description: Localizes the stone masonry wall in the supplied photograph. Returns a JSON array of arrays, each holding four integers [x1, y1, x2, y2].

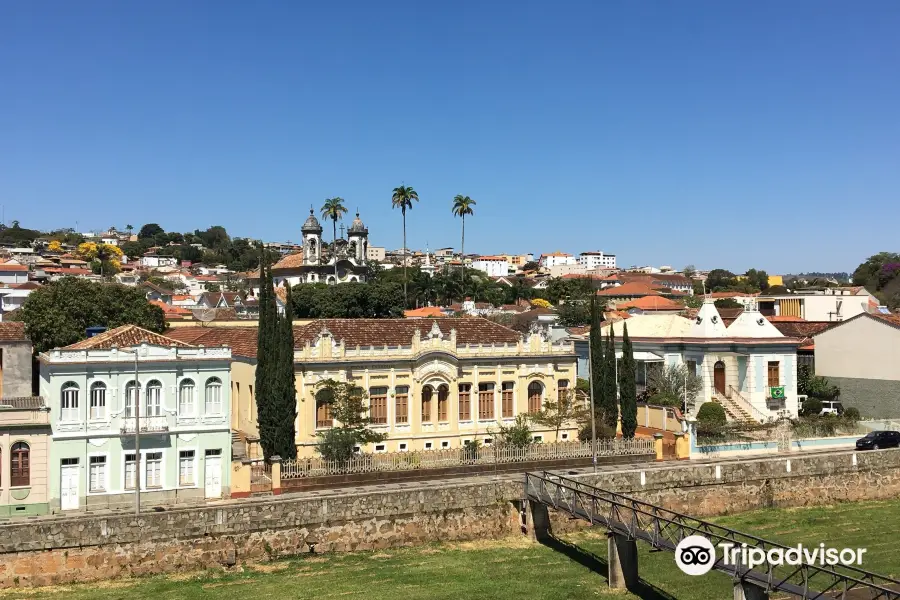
[[2, 449, 900, 587]]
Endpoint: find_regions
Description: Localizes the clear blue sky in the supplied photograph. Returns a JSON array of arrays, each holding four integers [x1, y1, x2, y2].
[[3, 1, 899, 274]]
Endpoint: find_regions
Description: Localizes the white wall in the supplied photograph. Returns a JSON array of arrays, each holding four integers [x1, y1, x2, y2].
[[471, 259, 509, 277], [815, 316, 900, 381]]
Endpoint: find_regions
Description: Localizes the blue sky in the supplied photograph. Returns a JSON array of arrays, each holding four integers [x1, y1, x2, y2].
[[2, 1, 899, 274]]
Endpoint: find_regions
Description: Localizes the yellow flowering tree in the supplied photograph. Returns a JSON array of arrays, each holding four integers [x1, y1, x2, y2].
[[530, 298, 552, 309], [76, 242, 124, 274], [47, 240, 63, 252]]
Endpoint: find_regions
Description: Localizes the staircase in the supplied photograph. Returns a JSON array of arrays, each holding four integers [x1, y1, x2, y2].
[[231, 430, 248, 461], [714, 393, 755, 424]]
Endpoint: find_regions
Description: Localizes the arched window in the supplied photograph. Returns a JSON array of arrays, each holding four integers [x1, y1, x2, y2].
[[528, 381, 543, 414], [10, 442, 30, 487], [421, 385, 433, 424], [557, 379, 570, 405], [89, 382, 107, 420], [124, 381, 140, 418], [145, 380, 162, 417], [179, 379, 195, 417], [61, 382, 79, 422], [437, 384, 449, 421], [205, 377, 223, 415], [316, 388, 334, 428]]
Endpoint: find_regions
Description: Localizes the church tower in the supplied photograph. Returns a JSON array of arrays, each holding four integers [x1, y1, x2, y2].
[[301, 208, 323, 265], [347, 212, 368, 264]]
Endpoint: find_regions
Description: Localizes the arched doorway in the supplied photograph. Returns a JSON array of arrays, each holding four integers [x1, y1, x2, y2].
[[713, 361, 726, 395]]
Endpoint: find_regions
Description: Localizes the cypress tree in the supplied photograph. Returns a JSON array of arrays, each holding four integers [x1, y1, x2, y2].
[[256, 247, 278, 458], [619, 321, 638, 438], [602, 327, 618, 430], [589, 296, 605, 430], [273, 285, 298, 458]]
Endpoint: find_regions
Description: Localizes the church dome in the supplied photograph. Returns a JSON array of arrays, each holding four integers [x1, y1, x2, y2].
[[301, 208, 323, 234], [348, 212, 368, 235]]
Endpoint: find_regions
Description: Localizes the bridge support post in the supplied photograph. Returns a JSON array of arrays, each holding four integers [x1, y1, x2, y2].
[[607, 532, 638, 590], [733, 580, 769, 600], [525, 500, 552, 542]]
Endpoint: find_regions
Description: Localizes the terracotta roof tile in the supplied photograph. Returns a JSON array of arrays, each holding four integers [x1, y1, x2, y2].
[[63, 325, 195, 350], [404, 307, 445, 318], [150, 300, 192, 316], [0, 264, 28, 272], [0, 322, 27, 342], [11, 281, 40, 290], [297, 318, 520, 347], [771, 321, 834, 339], [596, 282, 665, 297], [871, 313, 900, 328], [615, 296, 684, 311], [272, 253, 306, 270], [165, 327, 258, 356], [0, 396, 45, 409]]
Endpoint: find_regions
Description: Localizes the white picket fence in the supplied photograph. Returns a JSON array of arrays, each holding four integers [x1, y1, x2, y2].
[[280, 438, 655, 479]]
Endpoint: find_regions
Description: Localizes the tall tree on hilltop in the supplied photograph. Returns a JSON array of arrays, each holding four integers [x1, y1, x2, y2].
[[321, 197, 348, 283], [602, 326, 618, 431], [618, 322, 637, 438], [589, 296, 605, 435], [451, 195, 476, 281], [391, 185, 419, 307]]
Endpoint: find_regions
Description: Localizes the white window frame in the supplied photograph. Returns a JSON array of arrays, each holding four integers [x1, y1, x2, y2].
[[178, 379, 196, 417], [204, 377, 223, 416], [124, 382, 140, 419], [89, 382, 107, 421], [88, 454, 107, 493], [60, 382, 80, 422], [145, 451, 163, 488], [145, 380, 162, 417], [178, 449, 196, 487], [124, 453, 137, 490]]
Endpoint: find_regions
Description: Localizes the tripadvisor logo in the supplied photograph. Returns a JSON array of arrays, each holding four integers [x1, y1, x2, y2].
[[675, 536, 867, 576]]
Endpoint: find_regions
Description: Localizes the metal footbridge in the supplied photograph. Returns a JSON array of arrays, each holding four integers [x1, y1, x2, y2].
[[524, 471, 900, 599]]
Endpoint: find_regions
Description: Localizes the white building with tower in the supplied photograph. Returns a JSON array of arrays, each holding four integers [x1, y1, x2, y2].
[[272, 209, 370, 286]]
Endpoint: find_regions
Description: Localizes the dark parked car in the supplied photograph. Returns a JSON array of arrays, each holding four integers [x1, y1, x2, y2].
[[855, 431, 900, 450]]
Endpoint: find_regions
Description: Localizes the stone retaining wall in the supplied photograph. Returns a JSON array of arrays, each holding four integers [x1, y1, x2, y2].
[[1, 449, 899, 588]]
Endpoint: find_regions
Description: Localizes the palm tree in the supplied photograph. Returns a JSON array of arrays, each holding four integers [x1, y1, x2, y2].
[[126, 224, 133, 237], [391, 185, 419, 306], [321, 197, 348, 283], [451, 195, 476, 280]]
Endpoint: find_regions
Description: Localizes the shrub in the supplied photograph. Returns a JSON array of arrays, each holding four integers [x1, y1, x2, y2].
[[696, 402, 727, 436], [801, 397, 823, 417], [844, 407, 860, 421]]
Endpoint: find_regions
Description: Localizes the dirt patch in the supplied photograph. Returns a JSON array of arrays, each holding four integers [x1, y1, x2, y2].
[[250, 563, 290, 573], [202, 579, 256, 589]]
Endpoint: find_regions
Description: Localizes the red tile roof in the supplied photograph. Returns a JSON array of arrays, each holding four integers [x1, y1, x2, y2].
[[42, 267, 93, 275], [0, 264, 28, 272], [596, 282, 665, 297], [11, 282, 40, 290], [63, 325, 195, 350], [616, 296, 684, 311], [0, 322, 28, 342], [150, 300, 192, 316], [165, 327, 258, 356], [871, 313, 900, 328], [404, 307, 445, 318], [770, 321, 834, 339], [767, 315, 806, 322], [272, 253, 306, 270]]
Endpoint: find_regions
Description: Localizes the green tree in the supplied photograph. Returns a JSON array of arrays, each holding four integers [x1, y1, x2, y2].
[[391, 185, 419, 307], [618, 322, 637, 438], [138, 223, 164, 239], [21, 278, 166, 353], [646, 364, 703, 409], [315, 380, 388, 462], [682, 265, 696, 279], [491, 414, 533, 448], [589, 296, 606, 434], [706, 269, 738, 291], [557, 300, 591, 327], [255, 246, 278, 458], [601, 327, 618, 430], [714, 298, 743, 309], [529, 387, 588, 441], [271, 284, 298, 459], [683, 295, 703, 309], [521, 261, 540, 272], [745, 268, 770, 292], [321, 197, 349, 282], [120, 241, 144, 260], [451, 195, 476, 280], [696, 402, 727, 435]]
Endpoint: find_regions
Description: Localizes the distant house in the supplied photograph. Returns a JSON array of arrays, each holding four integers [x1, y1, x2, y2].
[[595, 281, 677, 301], [0, 261, 29, 285], [197, 291, 246, 311], [812, 313, 900, 417], [143, 282, 175, 304], [539, 252, 575, 269], [578, 251, 617, 270], [471, 256, 510, 278], [614, 295, 685, 315], [0, 282, 40, 316], [140, 255, 177, 269]]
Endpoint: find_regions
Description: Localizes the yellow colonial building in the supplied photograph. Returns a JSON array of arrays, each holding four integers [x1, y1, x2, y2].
[[167, 318, 578, 456]]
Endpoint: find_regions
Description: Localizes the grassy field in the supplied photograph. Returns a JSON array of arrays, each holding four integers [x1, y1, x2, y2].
[[2, 499, 898, 600]]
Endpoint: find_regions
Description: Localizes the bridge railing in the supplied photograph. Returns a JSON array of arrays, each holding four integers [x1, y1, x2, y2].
[[525, 471, 900, 600]]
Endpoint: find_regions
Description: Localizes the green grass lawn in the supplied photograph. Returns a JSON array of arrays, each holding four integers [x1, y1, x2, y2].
[[3, 499, 898, 600]]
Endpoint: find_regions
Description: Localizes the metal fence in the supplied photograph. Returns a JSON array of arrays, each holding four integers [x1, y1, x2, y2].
[[280, 438, 654, 479]]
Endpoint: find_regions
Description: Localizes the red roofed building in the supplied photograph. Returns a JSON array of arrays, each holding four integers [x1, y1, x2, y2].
[[615, 296, 685, 315]]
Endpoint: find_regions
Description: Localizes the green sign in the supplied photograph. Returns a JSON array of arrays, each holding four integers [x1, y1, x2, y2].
[[770, 386, 785, 399]]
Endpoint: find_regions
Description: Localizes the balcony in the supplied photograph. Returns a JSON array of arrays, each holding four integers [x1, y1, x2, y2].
[[120, 416, 169, 434]]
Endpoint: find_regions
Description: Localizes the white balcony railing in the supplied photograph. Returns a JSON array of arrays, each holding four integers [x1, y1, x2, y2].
[[120, 416, 169, 434]]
